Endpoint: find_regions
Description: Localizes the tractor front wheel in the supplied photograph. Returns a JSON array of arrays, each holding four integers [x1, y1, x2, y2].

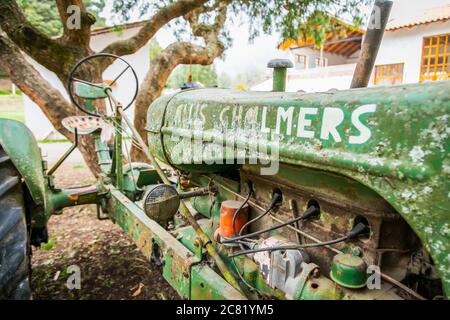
[[0, 145, 31, 299]]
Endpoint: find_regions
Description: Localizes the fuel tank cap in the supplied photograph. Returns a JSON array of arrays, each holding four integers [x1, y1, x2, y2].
[[330, 253, 367, 289]]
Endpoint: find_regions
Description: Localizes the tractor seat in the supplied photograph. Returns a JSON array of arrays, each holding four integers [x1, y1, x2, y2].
[[62, 116, 107, 135]]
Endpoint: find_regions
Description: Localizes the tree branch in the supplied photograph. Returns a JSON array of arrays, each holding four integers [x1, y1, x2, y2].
[[137, 39, 225, 106], [101, 0, 209, 57], [0, 35, 73, 135], [0, 0, 77, 75], [186, 4, 228, 42], [131, 7, 227, 161], [55, 0, 96, 47], [0, 34, 102, 175]]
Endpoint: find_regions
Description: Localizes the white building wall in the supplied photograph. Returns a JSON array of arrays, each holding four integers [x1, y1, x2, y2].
[[290, 47, 349, 69], [253, 21, 449, 93], [371, 21, 450, 84]]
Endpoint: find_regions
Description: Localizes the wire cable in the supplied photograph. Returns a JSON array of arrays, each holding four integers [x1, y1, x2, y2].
[[229, 222, 369, 258], [227, 190, 280, 294], [223, 205, 319, 244], [231, 255, 259, 294], [123, 132, 138, 192], [231, 191, 252, 236], [237, 191, 282, 237], [107, 117, 146, 153], [228, 190, 261, 294]]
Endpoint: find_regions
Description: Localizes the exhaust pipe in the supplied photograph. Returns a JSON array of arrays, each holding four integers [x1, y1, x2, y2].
[[351, 0, 393, 88]]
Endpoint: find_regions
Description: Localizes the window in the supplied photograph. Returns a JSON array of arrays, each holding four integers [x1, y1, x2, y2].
[[295, 54, 307, 69], [315, 57, 328, 67], [420, 34, 449, 82], [374, 63, 404, 86]]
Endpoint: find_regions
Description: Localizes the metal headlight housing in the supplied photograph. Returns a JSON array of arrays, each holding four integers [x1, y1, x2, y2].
[[143, 184, 180, 226]]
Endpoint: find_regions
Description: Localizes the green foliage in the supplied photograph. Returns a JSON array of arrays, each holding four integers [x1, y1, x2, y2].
[[109, 0, 369, 50], [297, 10, 363, 48], [233, 0, 369, 47], [167, 65, 218, 89], [219, 67, 267, 90], [0, 89, 22, 96], [41, 238, 56, 251], [18, 0, 62, 36], [298, 11, 333, 47], [16, 0, 369, 51], [85, 0, 107, 27], [233, 83, 246, 91], [111, 0, 150, 22], [18, 0, 107, 37], [149, 40, 162, 63]]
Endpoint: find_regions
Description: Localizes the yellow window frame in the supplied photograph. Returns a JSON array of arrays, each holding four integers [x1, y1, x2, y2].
[[420, 33, 449, 82], [374, 63, 404, 86]]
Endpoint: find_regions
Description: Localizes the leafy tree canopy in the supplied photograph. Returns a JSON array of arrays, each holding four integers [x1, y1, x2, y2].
[[0, 0, 372, 171], [168, 64, 218, 88], [17, 0, 370, 48], [110, 0, 370, 48], [17, 0, 106, 36], [150, 39, 219, 89]]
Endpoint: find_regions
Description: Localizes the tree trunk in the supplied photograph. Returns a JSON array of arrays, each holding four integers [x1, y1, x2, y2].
[[1, 0, 226, 173], [0, 36, 102, 175]]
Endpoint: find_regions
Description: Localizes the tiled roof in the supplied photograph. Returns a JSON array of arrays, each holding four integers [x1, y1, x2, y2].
[[386, 4, 450, 31]]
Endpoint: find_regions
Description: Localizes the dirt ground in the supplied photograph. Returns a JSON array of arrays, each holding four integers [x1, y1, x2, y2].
[[31, 162, 180, 300]]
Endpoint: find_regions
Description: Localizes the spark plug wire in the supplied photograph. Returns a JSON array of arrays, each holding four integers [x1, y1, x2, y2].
[[236, 191, 282, 236], [223, 204, 319, 244], [229, 222, 370, 258]]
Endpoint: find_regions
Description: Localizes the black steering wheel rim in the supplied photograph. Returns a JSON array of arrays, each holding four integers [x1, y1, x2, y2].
[[67, 53, 139, 117]]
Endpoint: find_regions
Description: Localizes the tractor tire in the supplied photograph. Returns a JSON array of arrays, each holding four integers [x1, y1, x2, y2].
[[0, 145, 31, 299]]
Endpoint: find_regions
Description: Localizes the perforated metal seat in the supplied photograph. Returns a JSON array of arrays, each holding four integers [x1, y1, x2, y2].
[[61, 116, 107, 134]]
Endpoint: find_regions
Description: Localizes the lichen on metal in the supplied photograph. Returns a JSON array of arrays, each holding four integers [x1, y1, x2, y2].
[[147, 80, 450, 296]]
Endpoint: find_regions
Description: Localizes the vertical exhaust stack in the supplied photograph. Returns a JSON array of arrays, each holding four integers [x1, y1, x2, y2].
[[268, 59, 293, 92], [351, 0, 393, 89]]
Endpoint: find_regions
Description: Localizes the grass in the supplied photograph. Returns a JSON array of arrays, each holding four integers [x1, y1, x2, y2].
[[0, 94, 25, 122], [0, 89, 22, 96], [41, 238, 56, 251], [72, 163, 85, 169]]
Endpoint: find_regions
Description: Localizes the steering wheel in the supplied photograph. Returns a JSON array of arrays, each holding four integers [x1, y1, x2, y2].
[[67, 53, 139, 117]]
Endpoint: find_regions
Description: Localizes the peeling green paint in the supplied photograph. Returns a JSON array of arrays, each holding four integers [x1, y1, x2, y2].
[[147, 81, 450, 296]]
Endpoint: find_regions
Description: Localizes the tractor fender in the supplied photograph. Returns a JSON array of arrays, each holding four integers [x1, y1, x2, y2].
[[0, 119, 47, 208]]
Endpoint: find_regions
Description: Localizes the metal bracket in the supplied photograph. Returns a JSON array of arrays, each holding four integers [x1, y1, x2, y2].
[[96, 203, 109, 220], [47, 128, 78, 176], [193, 237, 204, 260]]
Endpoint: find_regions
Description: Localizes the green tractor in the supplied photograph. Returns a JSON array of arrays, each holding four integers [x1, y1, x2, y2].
[[0, 49, 449, 300]]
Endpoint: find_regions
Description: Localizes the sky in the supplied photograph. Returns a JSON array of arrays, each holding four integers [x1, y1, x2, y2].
[[101, 0, 449, 81]]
